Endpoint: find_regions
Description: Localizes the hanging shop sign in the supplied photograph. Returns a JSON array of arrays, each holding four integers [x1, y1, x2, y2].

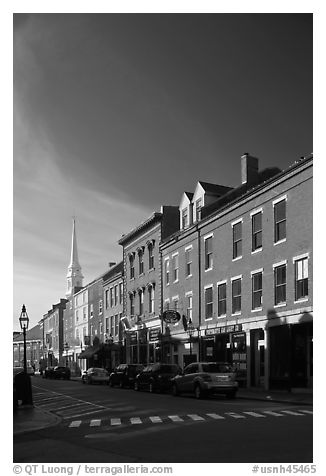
[[148, 327, 161, 342], [204, 324, 242, 336], [162, 310, 181, 324]]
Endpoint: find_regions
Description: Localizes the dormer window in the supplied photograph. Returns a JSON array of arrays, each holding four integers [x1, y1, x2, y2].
[[181, 208, 188, 229], [195, 198, 202, 221]]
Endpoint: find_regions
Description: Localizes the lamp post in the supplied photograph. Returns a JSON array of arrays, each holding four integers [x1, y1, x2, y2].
[[19, 304, 30, 374], [64, 342, 69, 367]]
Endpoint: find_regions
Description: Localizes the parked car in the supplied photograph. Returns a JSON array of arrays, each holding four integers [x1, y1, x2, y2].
[[171, 361, 239, 399], [13, 366, 34, 376], [42, 366, 55, 378], [82, 367, 110, 385], [109, 364, 144, 388], [134, 363, 182, 393], [53, 366, 71, 380]]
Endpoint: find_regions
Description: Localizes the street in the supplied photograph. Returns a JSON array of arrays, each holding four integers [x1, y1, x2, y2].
[[13, 377, 313, 463]]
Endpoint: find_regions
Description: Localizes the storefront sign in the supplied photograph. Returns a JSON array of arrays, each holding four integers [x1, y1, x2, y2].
[[204, 324, 242, 336], [148, 327, 161, 342], [162, 310, 181, 324], [128, 331, 137, 344]]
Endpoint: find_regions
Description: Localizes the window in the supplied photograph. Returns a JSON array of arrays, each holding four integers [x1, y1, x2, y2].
[[105, 317, 109, 333], [105, 290, 109, 309], [295, 257, 308, 300], [204, 236, 213, 270], [130, 294, 135, 316], [149, 286, 154, 313], [83, 291, 86, 303], [252, 272, 263, 310], [186, 294, 193, 320], [252, 211, 262, 251], [139, 290, 144, 315], [232, 278, 241, 314], [75, 310, 79, 322], [217, 282, 227, 316], [139, 250, 144, 275], [83, 307, 87, 320], [90, 303, 94, 317], [204, 286, 213, 319], [130, 255, 135, 279], [164, 300, 170, 311], [172, 297, 179, 311], [165, 259, 170, 285], [114, 285, 118, 306], [195, 198, 202, 221], [99, 299, 103, 314], [274, 264, 286, 305], [172, 254, 179, 282], [110, 317, 114, 337], [76, 328, 79, 340], [114, 315, 119, 337], [185, 248, 192, 277], [232, 221, 242, 259], [119, 283, 123, 304], [148, 243, 154, 269], [274, 199, 286, 243], [182, 208, 188, 229], [110, 288, 114, 307], [100, 322, 103, 335]]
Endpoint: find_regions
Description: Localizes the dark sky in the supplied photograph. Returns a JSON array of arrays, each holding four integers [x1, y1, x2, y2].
[[13, 13, 312, 327]]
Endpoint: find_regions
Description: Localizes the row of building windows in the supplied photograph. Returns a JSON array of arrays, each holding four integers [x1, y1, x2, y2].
[[105, 313, 123, 338], [202, 255, 309, 319], [128, 242, 155, 280], [105, 283, 123, 309], [129, 286, 155, 316]]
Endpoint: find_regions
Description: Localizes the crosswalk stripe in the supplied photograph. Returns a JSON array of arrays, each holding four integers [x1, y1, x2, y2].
[[90, 419, 101, 427], [281, 410, 305, 416], [130, 417, 142, 424], [168, 415, 183, 422], [149, 416, 162, 423], [243, 411, 266, 418], [188, 414, 205, 421], [69, 420, 82, 428], [263, 411, 284, 417], [206, 413, 225, 420], [225, 412, 246, 419], [110, 418, 121, 426]]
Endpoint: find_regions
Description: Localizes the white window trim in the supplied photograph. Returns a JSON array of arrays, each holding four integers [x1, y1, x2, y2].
[[294, 298, 309, 304], [185, 290, 193, 296], [217, 279, 227, 286], [164, 256, 170, 261], [274, 237, 287, 246], [251, 308, 263, 313], [185, 244, 193, 251], [273, 260, 287, 268], [204, 283, 214, 290], [172, 295, 179, 301], [231, 312, 242, 317], [164, 298, 170, 304], [172, 252, 179, 258], [231, 217, 243, 226], [204, 232, 214, 240], [293, 253, 310, 263], [250, 207, 263, 216], [232, 255, 242, 262], [251, 248, 262, 255], [204, 317, 213, 321], [251, 268, 264, 275], [231, 274, 242, 282], [274, 303, 287, 309], [272, 194, 288, 206], [205, 267, 213, 272]]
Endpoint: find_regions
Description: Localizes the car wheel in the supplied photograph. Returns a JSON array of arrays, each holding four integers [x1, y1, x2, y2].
[[172, 384, 179, 396], [194, 384, 203, 399]]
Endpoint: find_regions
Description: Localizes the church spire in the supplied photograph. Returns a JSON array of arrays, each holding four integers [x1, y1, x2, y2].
[[66, 217, 84, 297]]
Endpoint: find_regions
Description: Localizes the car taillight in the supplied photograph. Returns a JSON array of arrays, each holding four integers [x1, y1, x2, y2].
[[202, 374, 212, 382]]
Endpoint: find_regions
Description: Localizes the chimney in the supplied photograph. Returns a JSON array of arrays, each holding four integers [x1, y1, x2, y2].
[[241, 153, 259, 185], [109, 262, 116, 268]]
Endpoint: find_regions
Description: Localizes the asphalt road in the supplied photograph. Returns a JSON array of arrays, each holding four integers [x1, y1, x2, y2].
[[13, 377, 313, 463]]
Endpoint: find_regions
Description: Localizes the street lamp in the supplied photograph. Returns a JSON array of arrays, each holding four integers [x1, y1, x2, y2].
[[19, 304, 30, 374]]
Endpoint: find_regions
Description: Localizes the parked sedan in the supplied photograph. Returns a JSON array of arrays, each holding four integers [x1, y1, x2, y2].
[[134, 363, 182, 393], [42, 366, 55, 378], [83, 367, 110, 385], [171, 361, 238, 399], [52, 366, 71, 380], [109, 364, 144, 388]]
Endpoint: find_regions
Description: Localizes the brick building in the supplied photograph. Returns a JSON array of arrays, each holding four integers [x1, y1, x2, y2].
[[161, 153, 313, 390]]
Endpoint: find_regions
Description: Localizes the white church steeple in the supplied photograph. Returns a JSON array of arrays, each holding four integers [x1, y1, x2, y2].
[[66, 217, 84, 297]]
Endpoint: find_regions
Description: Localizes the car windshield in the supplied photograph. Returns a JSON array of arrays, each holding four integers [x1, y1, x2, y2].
[[202, 363, 234, 373], [158, 365, 179, 373]]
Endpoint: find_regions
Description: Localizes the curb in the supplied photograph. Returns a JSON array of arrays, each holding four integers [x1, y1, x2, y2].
[[236, 394, 313, 406], [13, 407, 62, 436]]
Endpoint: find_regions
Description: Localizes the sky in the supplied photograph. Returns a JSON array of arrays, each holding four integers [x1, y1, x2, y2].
[[12, 12, 313, 331]]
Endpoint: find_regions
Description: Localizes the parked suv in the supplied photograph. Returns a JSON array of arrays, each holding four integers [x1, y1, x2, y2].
[[171, 362, 238, 399], [134, 363, 181, 393], [109, 364, 144, 388]]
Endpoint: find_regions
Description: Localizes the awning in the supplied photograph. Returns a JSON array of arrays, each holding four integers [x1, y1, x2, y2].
[[78, 346, 100, 359]]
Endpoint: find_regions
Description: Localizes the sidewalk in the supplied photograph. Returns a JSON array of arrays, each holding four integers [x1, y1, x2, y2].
[[13, 405, 61, 436], [237, 387, 313, 406]]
